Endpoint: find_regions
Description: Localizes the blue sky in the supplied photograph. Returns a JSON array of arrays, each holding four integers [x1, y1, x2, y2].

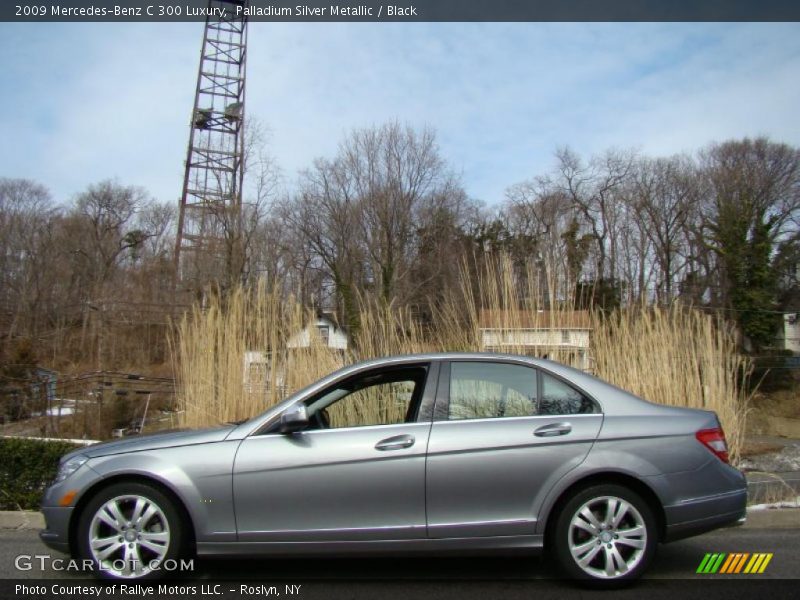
[[1, 22, 799, 207]]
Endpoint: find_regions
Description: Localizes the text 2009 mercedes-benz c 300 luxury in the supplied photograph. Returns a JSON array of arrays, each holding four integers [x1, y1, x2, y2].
[[40, 353, 746, 583]]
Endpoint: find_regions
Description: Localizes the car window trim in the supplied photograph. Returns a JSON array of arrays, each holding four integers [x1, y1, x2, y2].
[[430, 413, 604, 426], [415, 360, 440, 423], [260, 420, 432, 437]]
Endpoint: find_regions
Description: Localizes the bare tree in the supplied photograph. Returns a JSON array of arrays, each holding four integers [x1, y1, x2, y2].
[[64, 180, 150, 295], [554, 147, 637, 295], [0, 178, 60, 336], [286, 122, 466, 331], [284, 155, 364, 332], [505, 179, 583, 302], [630, 155, 698, 303], [341, 122, 461, 305]]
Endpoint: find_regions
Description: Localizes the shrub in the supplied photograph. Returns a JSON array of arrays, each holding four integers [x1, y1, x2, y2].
[[750, 349, 797, 392], [0, 438, 79, 510]]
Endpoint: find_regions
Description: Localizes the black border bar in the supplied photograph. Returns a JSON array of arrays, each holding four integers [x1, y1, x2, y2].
[[3, 578, 800, 600], [4, 1, 800, 22]]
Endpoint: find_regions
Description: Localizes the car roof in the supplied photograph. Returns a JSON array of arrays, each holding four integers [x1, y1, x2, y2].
[[346, 351, 591, 382], [343, 352, 694, 418]]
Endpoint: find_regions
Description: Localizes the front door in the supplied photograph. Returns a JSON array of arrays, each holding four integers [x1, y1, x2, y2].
[[233, 363, 434, 542]]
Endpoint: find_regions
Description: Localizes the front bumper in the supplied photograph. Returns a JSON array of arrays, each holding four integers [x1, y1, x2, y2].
[[39, 506, 73, 554], [38, 464, 99, 556]]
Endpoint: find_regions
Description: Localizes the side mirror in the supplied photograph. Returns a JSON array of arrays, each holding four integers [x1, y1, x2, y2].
[[280, 405, 309, 434]]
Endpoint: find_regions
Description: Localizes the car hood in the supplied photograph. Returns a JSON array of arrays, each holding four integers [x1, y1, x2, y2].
[[64, 426, 236, 460]]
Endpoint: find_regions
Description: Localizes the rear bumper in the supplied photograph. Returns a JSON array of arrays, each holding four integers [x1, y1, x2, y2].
[[663, 487, 748, 542], [728, 514, 748, 528]]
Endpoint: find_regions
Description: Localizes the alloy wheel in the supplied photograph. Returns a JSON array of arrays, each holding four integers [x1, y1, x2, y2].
[[88, 494, 171, 578], [567, 495, 647, 579]]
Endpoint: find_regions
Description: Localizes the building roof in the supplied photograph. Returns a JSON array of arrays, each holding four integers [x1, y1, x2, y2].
[[479, 309, 593, 330]]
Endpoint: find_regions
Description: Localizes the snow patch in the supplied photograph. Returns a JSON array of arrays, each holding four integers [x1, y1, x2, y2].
[[748, 496, 800, 511], [740, 444, 800, 472]]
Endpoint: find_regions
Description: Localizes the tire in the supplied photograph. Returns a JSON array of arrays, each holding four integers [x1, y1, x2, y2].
[[552, 483, 657, 585], [76, 482, 187, 580]]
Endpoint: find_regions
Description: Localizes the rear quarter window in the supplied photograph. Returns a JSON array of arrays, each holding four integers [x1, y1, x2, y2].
[[539, 371, 598, 415]]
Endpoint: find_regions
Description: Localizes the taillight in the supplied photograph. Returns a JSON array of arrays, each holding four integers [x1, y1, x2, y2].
[[696, 427, 730, 464]]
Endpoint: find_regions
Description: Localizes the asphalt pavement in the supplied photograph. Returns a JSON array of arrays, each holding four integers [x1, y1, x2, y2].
[[0, 527, 798, 595]]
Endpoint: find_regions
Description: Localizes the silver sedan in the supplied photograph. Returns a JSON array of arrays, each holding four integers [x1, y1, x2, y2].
[[40, 353, 747, 584]]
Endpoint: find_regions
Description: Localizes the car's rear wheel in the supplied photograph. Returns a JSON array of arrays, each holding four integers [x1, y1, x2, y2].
[[77, 482, 186, 580], [553, 484, 657, 584]]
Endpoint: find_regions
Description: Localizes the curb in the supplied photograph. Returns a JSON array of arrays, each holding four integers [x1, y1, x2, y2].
[[0, 511, 45, 530], [0, 508, 798, 533], [742, 508, 800, 529]]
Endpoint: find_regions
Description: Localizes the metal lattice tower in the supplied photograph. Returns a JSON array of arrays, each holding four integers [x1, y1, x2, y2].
[[175, 0, 249, 292]]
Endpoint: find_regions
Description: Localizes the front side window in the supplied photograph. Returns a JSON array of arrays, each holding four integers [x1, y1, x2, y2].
[[305, 366, 427, 429], [448, 362, 537, 420]]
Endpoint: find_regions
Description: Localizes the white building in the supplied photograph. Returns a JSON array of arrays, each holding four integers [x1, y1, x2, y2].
[[243, 315, 349, 393], [287, 315, 349, 350], [242, 350, 277, 394], [777, 313, 800, 354], [479, 309, 593, 371]]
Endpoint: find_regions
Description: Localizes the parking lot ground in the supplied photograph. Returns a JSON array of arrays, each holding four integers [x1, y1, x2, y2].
[[1, 527, 798, 579]]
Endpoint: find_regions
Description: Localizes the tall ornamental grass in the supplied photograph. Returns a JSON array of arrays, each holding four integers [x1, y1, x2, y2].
[[172, 255, 749, 462]]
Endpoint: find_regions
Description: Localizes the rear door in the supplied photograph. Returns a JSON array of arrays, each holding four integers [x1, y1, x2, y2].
[[425, 359, 602, 538]]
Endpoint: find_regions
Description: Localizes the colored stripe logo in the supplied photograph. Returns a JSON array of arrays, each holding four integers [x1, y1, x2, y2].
[[697, 553, 773, 574]]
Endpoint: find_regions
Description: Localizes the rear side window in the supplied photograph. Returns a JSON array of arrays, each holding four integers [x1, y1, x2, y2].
[[445, 362, 599, 420], [539, 372, 597, 415], [448, 362, 537, 420]]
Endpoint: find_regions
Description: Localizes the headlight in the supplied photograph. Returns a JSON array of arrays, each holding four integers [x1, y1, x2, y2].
[[54, 455, 88, 483]]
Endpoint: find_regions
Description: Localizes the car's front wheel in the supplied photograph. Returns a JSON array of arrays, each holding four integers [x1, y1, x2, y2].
[[553, 484, 657, 584], [77, 482, 187, 580]]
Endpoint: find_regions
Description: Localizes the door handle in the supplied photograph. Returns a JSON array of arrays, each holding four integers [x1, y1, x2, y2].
[[375, 434, 415, 451], [534, 423, 572, 437]]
